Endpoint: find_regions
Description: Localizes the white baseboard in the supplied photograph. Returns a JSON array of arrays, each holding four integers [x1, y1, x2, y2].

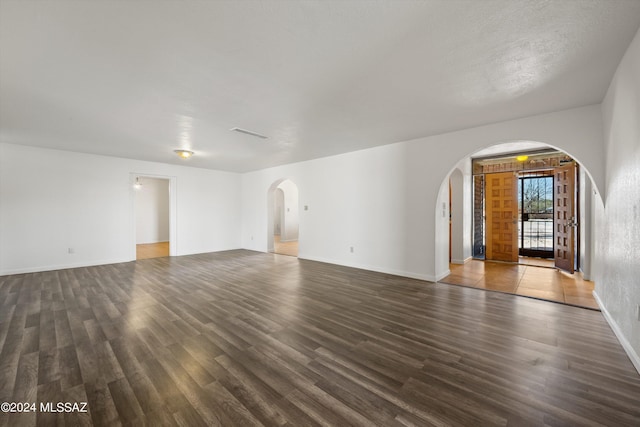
[[298, 254, 439, 283], [1, 247, 249, 276], [435, 269, 451, 281], [593, 291, 640, 375], [451, 256, 472, 265], [0, 258, 133, 276]]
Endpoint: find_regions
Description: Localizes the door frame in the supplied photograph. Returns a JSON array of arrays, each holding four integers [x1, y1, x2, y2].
[[130, 173, 177, 260], [518, 171, 555, 259]]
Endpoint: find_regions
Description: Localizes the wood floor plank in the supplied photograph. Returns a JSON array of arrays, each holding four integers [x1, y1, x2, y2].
[[0, 249, 638, 426], [83, 379, 121, 427], [11, 351, 38, 405], [107, 377, 144, 424]]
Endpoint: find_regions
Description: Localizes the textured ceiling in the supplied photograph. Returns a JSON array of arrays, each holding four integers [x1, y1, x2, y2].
[[1, 0, 640, 172]]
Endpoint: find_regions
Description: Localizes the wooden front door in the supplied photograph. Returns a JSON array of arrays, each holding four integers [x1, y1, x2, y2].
[[554, 163, 577, 273], [486, 172, 519, 262]]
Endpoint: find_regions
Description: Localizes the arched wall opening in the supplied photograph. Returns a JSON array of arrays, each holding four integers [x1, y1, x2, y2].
[[435, 140, 605, 281], [267, 178, 300, 256]]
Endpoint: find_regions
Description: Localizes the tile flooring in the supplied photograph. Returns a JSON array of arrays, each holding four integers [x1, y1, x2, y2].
[[440, 258, 598, 310]]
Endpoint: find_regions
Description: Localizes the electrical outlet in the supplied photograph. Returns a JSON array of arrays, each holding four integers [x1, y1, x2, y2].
[[68, 248, 75, 254]]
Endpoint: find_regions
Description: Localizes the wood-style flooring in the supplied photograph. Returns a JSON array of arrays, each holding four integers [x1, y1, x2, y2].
[[136, 242, 169, 260], [273, 235, 298, 257], [441, 259, 598, 310], [1, 250, 638, 426]]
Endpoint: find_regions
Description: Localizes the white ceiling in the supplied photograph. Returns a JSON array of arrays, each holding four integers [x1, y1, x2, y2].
[[1, 0, 640, 172]]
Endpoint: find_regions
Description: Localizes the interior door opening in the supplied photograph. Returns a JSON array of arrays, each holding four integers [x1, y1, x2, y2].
[[268, 179, 299, 257], [134, 176, 171, 260]]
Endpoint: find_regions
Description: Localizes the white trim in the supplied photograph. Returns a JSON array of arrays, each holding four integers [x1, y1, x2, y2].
[[435, 269, 451, 282], [593, 291, 640, 375], [0, 258, 132, 276], [298, 254, 438, 283]]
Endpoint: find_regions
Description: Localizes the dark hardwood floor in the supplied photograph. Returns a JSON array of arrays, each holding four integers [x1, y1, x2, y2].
[[1, 250, 639, 426]]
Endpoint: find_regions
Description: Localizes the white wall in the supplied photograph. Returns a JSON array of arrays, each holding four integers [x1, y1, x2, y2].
[[579, 168, 593, 280], [135, 177, 169, 244], [241, 104, 605, 282], [449, 159, 472, 264], [596, 27, 640, 371], [0, 143, 241, 275], [2, 105, 602, 284], [274, 188, 284, 235], [278, 179, 299, 242]]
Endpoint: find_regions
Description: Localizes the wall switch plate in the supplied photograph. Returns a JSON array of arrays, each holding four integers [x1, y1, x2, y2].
[[636, 304, 640, 321], [350, 246, 354, 253], [304, 205, 308, 211], [68, 248, 75, 254]]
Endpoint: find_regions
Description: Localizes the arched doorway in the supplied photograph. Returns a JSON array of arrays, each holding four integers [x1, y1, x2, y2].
[[267, 179, 299, 257], [437, 141, 603, 309]]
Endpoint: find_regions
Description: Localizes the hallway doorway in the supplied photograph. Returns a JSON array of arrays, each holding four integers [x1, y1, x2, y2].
[[268, 179, 299, 257], [134, 176, 171, 260]]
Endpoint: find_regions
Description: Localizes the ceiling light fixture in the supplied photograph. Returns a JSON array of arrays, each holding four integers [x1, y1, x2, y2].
[[230, 127, 268, 139], [134, 177, 143, 189], [174, 149, 194, 159], [516, 155, 529, 162]]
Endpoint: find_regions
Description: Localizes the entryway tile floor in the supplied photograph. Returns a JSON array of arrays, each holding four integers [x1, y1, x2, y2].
[[440, 259, 599, 310]]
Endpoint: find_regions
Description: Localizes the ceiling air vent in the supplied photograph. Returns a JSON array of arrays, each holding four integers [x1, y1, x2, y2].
[[230, 127, 268, 139]]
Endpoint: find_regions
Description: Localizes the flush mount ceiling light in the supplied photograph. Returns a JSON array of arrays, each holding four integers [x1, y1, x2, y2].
[[516, 155, 529, 162], [174, 149, 194, 159]]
